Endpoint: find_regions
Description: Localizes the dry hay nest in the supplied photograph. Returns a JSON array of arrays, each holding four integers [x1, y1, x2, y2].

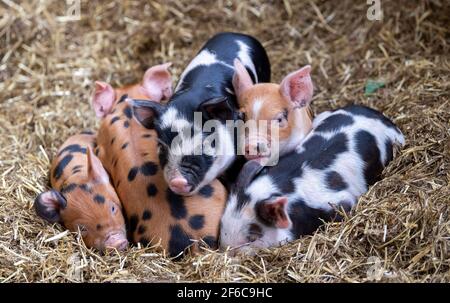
[[0, 0, 449, 282]]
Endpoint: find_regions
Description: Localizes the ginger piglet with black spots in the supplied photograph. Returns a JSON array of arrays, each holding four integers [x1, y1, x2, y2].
[[35, 133, 128, 251]]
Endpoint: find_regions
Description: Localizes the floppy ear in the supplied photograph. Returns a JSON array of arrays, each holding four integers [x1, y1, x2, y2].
[[256, 196, 291, 229], [232, 59, 254, 101], [199, 97, 235, 122], [142, 63, 173, 102], [34, 190, 67, 223], [86, 146, 109, 184], [279, 65, 313, 108], [92, 81, 116, 118], [131, 99, 164, 129], [235, 160, 264, 189]]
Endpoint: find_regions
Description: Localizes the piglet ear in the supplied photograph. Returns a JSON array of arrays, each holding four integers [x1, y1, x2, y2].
[[235, 160, 264, 189], [34, 190, 67, 223], [142, 63, 173, 102], [86, 146, 109, 184], [256, 196, 291, 229], [279, 65, 313, 108], [92, 81, 116, 118], [200, 97, 235, 122], [131, 99, 164, 129], [232, 59, 254, 101]]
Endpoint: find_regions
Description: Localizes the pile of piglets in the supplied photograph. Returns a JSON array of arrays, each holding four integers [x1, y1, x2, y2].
[[35, 32, 404, 257]]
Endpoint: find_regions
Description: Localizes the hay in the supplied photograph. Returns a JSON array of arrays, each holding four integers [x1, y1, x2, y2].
[[0, 0, 449, 282]]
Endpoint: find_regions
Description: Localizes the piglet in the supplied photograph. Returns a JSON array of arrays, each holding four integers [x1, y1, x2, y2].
[[35, 133, 127, 251], [131, 33, 271, 196], [232, 59, 314, 162], [220, 105, 405, 254], [92, 65, 226, 258]]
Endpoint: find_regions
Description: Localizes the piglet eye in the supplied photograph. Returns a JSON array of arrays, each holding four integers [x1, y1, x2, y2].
[[111, 204, 117, 214], [247, 233, 260, 242], [247, 223, 263, 242], [274, 110, 288, 127]]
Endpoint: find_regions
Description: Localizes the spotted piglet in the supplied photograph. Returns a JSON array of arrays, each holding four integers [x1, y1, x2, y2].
[[131, 33, 271, 196], [92, 65, 226, 258], [220, 105, 405, 254], [232, 59, 314, 162], [35, 133, 127, 251]]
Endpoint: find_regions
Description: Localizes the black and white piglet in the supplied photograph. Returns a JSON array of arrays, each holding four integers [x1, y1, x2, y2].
[[132, 32, 271, 196], [220, 105, 405, 254]]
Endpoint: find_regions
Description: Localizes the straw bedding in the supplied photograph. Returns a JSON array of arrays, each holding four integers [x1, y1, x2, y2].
[[0, 0, 449, 282]]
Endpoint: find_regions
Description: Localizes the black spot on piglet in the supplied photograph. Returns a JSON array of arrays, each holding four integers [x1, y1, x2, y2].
[[355, 130, 383, 186], [307, 133, 348, 170], [118, 94, 128, 103], [53, 154, 73, 180], [123, 106, 133, 119], [315, 114, 354, 133], [140, 161, 158, 176], [201, 236, 218, 249], [325, 171, 347, 191], [344, 105, 398, 129], [128, 167, 139, 182], [166, 189, 187, 219], [385, 139, 393, 163], [147, 183, 158, 197], [137, 225, 146, 235], [61, 183, 77, 194], [198, 184, 214, 198], [110, 116, 120, 125], [72, 165, 82, 173], [93, 194, 105, 204], [188, 215, 205, 230], [142, 210, 152, 220], [57, 144, 86, 157], [289, 199, 336, 238], [128, 214, 139, 235], [79, 184, 92, 193], [168, 224, 193, 258]]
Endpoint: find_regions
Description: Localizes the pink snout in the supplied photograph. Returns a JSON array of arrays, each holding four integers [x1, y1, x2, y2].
[[104, 232, 128, 251], [169, 177, 192, 195]]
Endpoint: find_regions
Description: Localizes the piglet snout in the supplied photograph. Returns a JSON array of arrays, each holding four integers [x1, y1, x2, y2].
[[169, 177, 192, 195], [104, 232, 128, 251]]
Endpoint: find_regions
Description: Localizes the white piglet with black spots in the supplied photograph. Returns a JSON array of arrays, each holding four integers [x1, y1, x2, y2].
[[220, 105, 404, 254]]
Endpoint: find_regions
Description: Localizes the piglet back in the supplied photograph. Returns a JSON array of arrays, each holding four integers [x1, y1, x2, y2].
[[310, 104, 404, 187]]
